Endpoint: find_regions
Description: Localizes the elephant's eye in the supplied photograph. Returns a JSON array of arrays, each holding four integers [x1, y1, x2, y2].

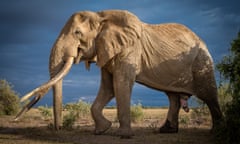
[[75, 30, 82, 36]]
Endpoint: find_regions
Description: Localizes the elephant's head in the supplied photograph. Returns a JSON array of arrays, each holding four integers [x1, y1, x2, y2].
[[15, 10, 141, 129]]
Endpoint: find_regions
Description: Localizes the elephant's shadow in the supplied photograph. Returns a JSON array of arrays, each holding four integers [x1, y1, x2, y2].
[[0, 125, 213, 143]]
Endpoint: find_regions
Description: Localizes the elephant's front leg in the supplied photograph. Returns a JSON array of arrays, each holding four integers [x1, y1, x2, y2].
[[159, 92, 180, 133], [91, 68, 114, 135], [113, 66, 136, 138]]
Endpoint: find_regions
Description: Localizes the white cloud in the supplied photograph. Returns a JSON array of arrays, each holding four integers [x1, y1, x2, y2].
[[1, 0, 240, 106], [63, 76, 100, 88]]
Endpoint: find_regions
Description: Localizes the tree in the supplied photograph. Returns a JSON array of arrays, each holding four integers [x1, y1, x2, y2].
[[216, 32, 240, 144], [0, 79, 20, 115]]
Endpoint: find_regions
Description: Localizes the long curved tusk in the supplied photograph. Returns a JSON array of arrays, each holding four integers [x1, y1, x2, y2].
[[14, 94, 42, 121], [20, 57, 74, 102]]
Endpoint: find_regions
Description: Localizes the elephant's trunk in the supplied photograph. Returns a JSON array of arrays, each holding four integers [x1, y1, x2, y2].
[[49, 43, 73, 130], [52, 79, 63, 130]]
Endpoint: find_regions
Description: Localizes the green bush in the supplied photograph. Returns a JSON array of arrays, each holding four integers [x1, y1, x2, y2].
[[218, 83, 232, 116], [179, 115, 190, 128], [38, 105, 52, 120], [62, 100, 91, 129], [0, 79, 20, 115], [216, 32, 240, 144], [63, 100, 91, 117], [217, 83, 232, 113], [62, 111, 78, 130], [130, 103, 144, 123]]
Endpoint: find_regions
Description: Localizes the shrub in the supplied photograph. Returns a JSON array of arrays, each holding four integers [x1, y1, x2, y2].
[[38, 105, 52, 120], [216, 32, 240, 144], [62, 111, 78, 130], [62, 100, 91, 129], [0, 79, 20, 115], [217, 83, 232, 114], [63, 100, 91, 117], [179, 115, 190, 128], [130, 103, 144, 123]]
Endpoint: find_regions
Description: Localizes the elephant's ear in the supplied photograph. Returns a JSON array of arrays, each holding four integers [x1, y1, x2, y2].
[[96, 21, 141, 67]]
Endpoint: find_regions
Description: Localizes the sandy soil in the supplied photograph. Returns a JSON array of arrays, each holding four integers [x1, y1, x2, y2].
[[0, 108, 214, 144]]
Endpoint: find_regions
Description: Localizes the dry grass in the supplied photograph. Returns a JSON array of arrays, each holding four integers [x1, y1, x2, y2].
[[0, 108, 214, 144]]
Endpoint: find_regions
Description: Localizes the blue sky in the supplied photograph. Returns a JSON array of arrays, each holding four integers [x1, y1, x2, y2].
[[0, 0, 239, 106]]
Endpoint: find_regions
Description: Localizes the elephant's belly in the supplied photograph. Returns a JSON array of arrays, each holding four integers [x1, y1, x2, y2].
[[136, 71, 195, 95]]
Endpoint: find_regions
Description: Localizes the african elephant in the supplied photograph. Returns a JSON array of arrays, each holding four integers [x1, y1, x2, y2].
[[16, 10, 222, 138]]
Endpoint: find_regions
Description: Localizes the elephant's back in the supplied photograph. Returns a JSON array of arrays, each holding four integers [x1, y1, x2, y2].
[[141, 23, 202, 61], [98, 10, 141, 27], [147, 23, 201, 47]]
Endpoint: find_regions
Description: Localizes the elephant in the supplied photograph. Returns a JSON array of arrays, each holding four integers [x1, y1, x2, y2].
[[15, 10, 222, 138]]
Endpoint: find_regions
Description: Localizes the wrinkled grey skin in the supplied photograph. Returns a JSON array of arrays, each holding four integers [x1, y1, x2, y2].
[[45, 10, 222, 137]]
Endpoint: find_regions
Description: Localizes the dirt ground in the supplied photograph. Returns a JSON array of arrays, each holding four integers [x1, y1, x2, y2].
[[0, 108, 214, 144]]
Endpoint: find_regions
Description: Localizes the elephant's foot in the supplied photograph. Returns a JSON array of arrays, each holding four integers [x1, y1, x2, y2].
[[159, 119, 178, 133], [210, 118, 224, 133], [94, 119, 112, 135], [115, 127, 134, 139]]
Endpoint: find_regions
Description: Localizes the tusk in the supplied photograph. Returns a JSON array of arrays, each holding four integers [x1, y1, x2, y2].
[[20, 57, 74, 102], [15, 57, 74, 121], [14, 94, 42, 121]]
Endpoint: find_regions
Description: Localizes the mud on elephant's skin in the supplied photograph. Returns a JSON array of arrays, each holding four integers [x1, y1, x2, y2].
[[16, 10, 222, 137]]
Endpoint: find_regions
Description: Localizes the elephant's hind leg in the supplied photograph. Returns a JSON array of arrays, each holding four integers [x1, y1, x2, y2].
[[192, 50, 223, 130], [159, 92, 180, 133], [193, 71, 223, 129], [91, 68, 114, 135]]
